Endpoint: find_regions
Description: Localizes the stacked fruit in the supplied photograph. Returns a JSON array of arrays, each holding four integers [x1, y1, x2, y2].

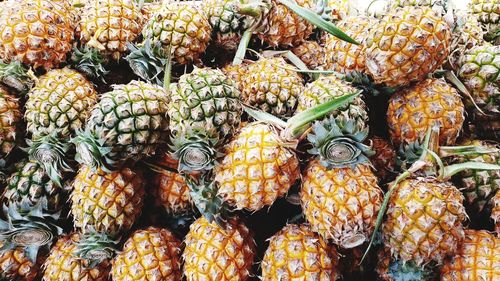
[[0, 0, 498, 280]]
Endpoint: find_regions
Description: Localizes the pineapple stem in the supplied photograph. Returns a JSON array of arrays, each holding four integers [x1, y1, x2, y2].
[[443, 71, 485, 115], [439, 144, 499, 157], [233, 29, 253, 65], [163, 45, 173, 91]]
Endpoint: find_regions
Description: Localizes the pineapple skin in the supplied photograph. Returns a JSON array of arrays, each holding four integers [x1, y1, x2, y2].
[[291, 40, 326, 70], [369, 136, 397, 183], [492, 191, 500, 235], [0, 87, 21, 160], [0, 241, 41, 281]]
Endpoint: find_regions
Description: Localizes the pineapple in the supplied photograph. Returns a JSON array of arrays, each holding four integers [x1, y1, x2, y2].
[[365, 6, 451, 87], [387, 78, 465, 147], [142, 1, 212, 65], [370, 136, 397, 183], [42, 233, 111, 281], [72, 80, 169, 170], [111, 227, 182, 281], [183, 217, 256, 281], [0, 0, 75, 69], [291, 40, 326, 70], [78, 0, 144, 61], [469, 0, 499, 43], [492, 191, 500, 234], [241, 57, 304, 118], [214, 122, 300, 211], [222, 62, 249, 92], [441, 229, 500, 281], [327, 0, 350, 21], [0, 241, 42, 281], [0, 86, 20, 162], [448, 12, 485, 71], [382, 177, 467, 266], [457, 44, 499, 139], [261, 224, 340, 280]]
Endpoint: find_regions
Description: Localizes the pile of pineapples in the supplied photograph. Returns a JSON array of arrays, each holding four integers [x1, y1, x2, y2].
[[0, 0, 498, 280]]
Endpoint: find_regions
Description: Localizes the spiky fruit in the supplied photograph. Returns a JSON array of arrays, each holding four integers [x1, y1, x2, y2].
[[143, 2, 212, 65], [470, 0, 499, 25], [451, 140, 499, 217], [370, 136, 397, 183], [291, 40, 326, 70], [261, 224, 340, 281], [183, 217, 256, 281], [448, 12, 485, 72], [492, 191, 500, 234], [72, 80, 169, 170], [325, 16, 376, 74], [297, 75, 368, 131], [0, 0, 75, 69], [241, 57, 304, 117], [222, 62, 249, 91], [301, 160, 382, 248], [441, 229, 500, 281], [78, 0, 144, 61], [214, 122, 300, 211], [327, 0, 350, 21], [382, 177, 467, 266], [25, 68, 97, 139], [1, 160, 62, 212], [111, 227, 182, 281], [387, 78, 465, 147], [0, 242, 41, 281], [70, 165, 145, 238], [42, 233, 111, 281], [376, 246, 435, 281], [0, 86, 20, 161], [458, 44, 499, 139], [365, 6, 451, 87]]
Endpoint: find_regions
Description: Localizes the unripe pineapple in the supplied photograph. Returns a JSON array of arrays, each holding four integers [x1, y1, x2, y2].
[[142, 2, 212, 65], [183, 217, 256, 281], [387, 78, 465, 147], [492, 191, 500, 234], [0, 0, 75, 69], [70, 165, 145, 237], [241, 57, 304, 118], [0, 86, 21, 161], [0, 241, 42, 281], [470, 0, 499, 25], [112, 227, 182, 281], [370, 136, 397, 183], [72, 80, 169, 170], [365, 6, 451, 87], [43, 233, 111, 281], [78, 0, 144, 61], [441, 229, 500, 281], [214, 122, 300, 211], [448, 12, 485, 72], [382, 177, 467, 266], [261, 224, 340, 281], [325, 16, 377, 74], [291, 41, 326, 70], [301, 161, 382, 248]]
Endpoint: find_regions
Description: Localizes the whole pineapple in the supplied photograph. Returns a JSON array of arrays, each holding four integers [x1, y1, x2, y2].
[[78, 0, 144, 60], [241, 57, 304, 118], [0, 0, 75, 69], [365, 6, 451, 87], [441, 229, 500, 281], [142, 1, 212, 65], [112, 227, 182, 281], [261, 224, 340, 281], [42, 233, 111, 281], [387, 78, 465, 147], [382, 177, 467, 266], [291, 40, 326, 70], [72, 80, 169, 170], [183, 217, 256, 281], [0, 86, 20, 161], [214, 122, 300, 211], [0, 242, 42, 281]]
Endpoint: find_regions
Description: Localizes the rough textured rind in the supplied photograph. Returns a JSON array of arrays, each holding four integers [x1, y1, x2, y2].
[[0, 87, 20, 159]]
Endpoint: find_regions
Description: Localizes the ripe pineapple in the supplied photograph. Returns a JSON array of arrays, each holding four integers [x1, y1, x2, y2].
[[241, 57, 304, 117], [370, 136, 397, 183], [183, 217, 256, 281], [72, 80, 169, 170], [214, 122, 300, 211], [365, 6, 451, 87], [222, 62, 249, 91], [382, 177, 467, 266], [458, 44, 499, 139], [387, 78, 465, 147], [0, 86, 20, 161], [291, 40, 326, 70], [441, 229, 500, 281], [324, 16, 377, 74], [492, 191, 500, 234], [78, 0, 144, 61], [261, 224, 340, 280], [0, 0, 75, 69], [142, 1, 212, 65], [327, 0, 350, 21], [0, 241, 42, 281], [112, 227, 182, 281], [42, 233, 111, 281]]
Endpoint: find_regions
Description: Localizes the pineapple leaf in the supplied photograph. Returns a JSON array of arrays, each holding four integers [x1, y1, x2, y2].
[[76, 230, 119, 267], [0, 60, 33, 93], [70, 47, 109, 83], [244, 106, 288, 128], [443, 162, 500, 179]]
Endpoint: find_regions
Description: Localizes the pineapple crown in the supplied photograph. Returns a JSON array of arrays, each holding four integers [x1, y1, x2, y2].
[[70, 47, 109, 83], [385, 258, 436, 281], [0, 60, 34, 93], [75, 230, 119, 268], [126, 40, 168, 87], [0, 200, 62, 262], [307, 115, 373, 169], [72, 129, 113, 172], [343, 71, 397, 96]]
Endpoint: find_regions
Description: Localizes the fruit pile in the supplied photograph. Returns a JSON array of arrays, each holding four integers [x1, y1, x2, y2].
[[0, 0, 498, 280]]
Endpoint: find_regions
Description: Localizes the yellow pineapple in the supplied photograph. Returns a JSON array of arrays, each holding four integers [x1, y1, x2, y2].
[[183, 217, 256, 281], [327, 0, 350, 21], [261, 224, 340, 280], [222, 62, 249, 91], [0, 242, 42, 281], [291, 40, 326, 70], [112, 227, 182, 281], [0, 86, 20, 161]]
